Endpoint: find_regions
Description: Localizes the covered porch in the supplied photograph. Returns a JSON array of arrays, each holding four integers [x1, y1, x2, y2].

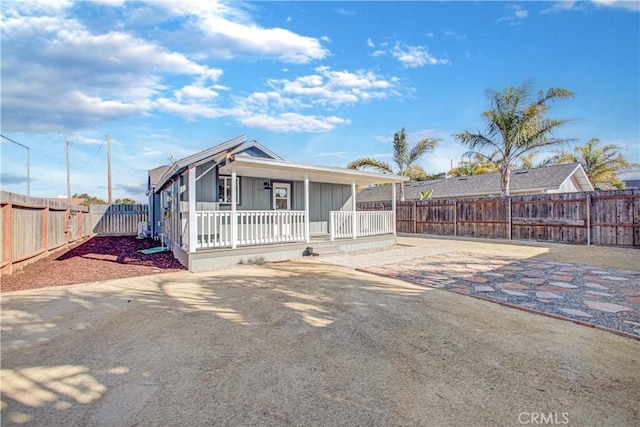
[[168, 154, 406, 271], [191, 155, 404, 247]]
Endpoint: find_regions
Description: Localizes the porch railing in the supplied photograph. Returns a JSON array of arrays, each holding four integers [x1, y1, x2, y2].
[[195, 210, 306, 249], [330, 211, 394, 240]]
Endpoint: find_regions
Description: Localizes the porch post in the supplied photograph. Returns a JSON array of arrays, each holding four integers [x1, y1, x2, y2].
[[351, 179, 357, 239], [188, 165, 197, 252], [304, 176, 310, 243], [231, 167, 237, 249], [392, 182, 397, 235]]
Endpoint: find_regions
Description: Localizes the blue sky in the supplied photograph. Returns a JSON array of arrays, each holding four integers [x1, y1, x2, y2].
[[1, 0, 638, 202]]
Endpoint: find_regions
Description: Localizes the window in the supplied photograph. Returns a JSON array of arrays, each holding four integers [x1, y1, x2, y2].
[[218, 176, 240, 204], [272, 182, 291, 210]]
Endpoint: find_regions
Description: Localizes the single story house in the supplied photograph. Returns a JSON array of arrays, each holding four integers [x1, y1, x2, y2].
[[357, 163, 594, 203], [147, 135, 407, 271]]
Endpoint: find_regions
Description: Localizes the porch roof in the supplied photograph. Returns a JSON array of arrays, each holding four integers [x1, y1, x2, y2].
[[219, 155, 408, 186]]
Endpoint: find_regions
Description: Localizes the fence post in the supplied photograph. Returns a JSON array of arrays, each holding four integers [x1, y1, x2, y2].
[[42, 206, 49, 256], [453, 200, 457, 237], [586, 193, 591, 246], [413, 202, 417, 234], [2, 203, 12, 274], [507, 198, 512, 240]]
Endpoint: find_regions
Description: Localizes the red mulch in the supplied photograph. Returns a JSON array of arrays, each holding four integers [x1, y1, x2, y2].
[[1, 236, 186, 293]]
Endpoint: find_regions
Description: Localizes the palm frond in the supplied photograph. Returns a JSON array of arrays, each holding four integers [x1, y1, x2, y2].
[[347, 158, 394, 174]]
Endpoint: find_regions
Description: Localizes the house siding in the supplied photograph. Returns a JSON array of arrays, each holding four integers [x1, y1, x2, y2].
[[309, 182, 352, 234]]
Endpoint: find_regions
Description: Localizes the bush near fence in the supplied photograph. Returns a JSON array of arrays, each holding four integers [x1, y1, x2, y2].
[[1, 191, 150, 275], [358, 189, 640, 247]]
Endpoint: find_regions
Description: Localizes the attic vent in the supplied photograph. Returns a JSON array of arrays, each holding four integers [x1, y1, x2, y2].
[[458, 177, 468, 181], [514, 170, 529, 175]]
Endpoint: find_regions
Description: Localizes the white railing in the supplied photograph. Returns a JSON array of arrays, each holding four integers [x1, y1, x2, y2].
[[237, 210, 306, 246], [196, 211, 232, 248], [195, 210, 306, 249], [330, 211, 354, 240], [330, 211, 394, 240], [356, 211, 394, 237]]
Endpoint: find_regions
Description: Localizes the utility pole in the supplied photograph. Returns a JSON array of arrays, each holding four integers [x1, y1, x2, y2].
[[66, 139, 71, 201], [0, 134, 30, 196], [107, 131, 113, 204]]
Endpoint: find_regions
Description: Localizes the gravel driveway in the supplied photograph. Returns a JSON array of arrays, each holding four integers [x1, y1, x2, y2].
[[2, 254, 639, 426]]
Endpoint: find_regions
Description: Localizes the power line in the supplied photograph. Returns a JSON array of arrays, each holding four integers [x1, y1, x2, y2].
[[1, 134, 30, 196], [73, 134, 107, 169]]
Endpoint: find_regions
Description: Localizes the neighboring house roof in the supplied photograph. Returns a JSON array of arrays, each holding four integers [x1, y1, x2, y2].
[[357, 163, 594, 202], [150, 135, 408, 192], [619, 169, 640, 189]]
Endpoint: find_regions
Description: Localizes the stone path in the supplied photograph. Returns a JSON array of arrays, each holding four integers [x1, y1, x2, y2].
[[322, 248, 640, 338]]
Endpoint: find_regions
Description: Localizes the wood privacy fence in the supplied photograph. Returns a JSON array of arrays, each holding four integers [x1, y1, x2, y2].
[[358, 189, 640, 247], [1, 191, 92, 274], [1, 192, 150, 275], [90, 204, 149, 236]]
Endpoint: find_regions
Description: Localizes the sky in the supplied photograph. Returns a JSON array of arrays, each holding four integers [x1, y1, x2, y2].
[[1, 0, 639, 202]]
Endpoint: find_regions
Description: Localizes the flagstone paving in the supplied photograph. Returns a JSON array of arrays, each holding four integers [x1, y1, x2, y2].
[[350, 251, 640, 338]]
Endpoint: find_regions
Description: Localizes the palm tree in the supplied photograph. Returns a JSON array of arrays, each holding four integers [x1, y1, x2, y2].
[[348, 127, 440, 201], [542, 138, 633, 189], [455, 82, 574, 195]]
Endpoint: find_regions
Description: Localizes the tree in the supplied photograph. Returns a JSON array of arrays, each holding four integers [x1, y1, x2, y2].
[[405, 165, 428, 181], [542, 138, 633, 189], [449, 153, 500, 177], [73, 193, 106, 206], [348, 127, 440, 200], [116, 198, 137, 205], [454, 82, 574, 195]]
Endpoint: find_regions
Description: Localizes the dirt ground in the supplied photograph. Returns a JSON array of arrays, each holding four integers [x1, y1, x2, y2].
[[0, 236, 185, 293], [1, 258, 638, 426]]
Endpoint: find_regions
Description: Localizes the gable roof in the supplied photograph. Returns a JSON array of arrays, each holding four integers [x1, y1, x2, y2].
[[357, 163, 594, 202], [148, 165, 170, 191], [152, 135, 280, 191]]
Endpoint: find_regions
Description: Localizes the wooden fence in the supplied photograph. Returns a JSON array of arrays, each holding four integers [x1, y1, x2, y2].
[[1, 192, 151, 275], [1, 191, 92, 275], [90, 204, 149, 236], [358, 189, 640, 247]]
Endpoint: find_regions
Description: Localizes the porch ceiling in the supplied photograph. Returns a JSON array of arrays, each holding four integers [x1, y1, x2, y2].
[[220, 156, 408, 186]]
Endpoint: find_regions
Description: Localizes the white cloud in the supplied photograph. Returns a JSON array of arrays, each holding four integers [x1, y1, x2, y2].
[[591, 0, 640, 11], [1, 3, 224, 132], [367, 38, 375, 48], [391, 42, 449, 68], [152, 1, 329, 64], [497, 5, 530, 24], [239, 112, 350, 133]]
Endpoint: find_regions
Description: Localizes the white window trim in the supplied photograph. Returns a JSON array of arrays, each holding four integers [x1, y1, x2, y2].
[[218, 175, 240, 205]]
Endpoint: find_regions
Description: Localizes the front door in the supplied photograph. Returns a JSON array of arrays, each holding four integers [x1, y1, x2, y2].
[[272, 182, 291, 237], [272, 182, 291, 210]]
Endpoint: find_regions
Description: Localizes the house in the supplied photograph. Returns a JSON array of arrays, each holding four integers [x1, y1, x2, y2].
[[148, 135, 407, 271], [357, 163, 594, 203]]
